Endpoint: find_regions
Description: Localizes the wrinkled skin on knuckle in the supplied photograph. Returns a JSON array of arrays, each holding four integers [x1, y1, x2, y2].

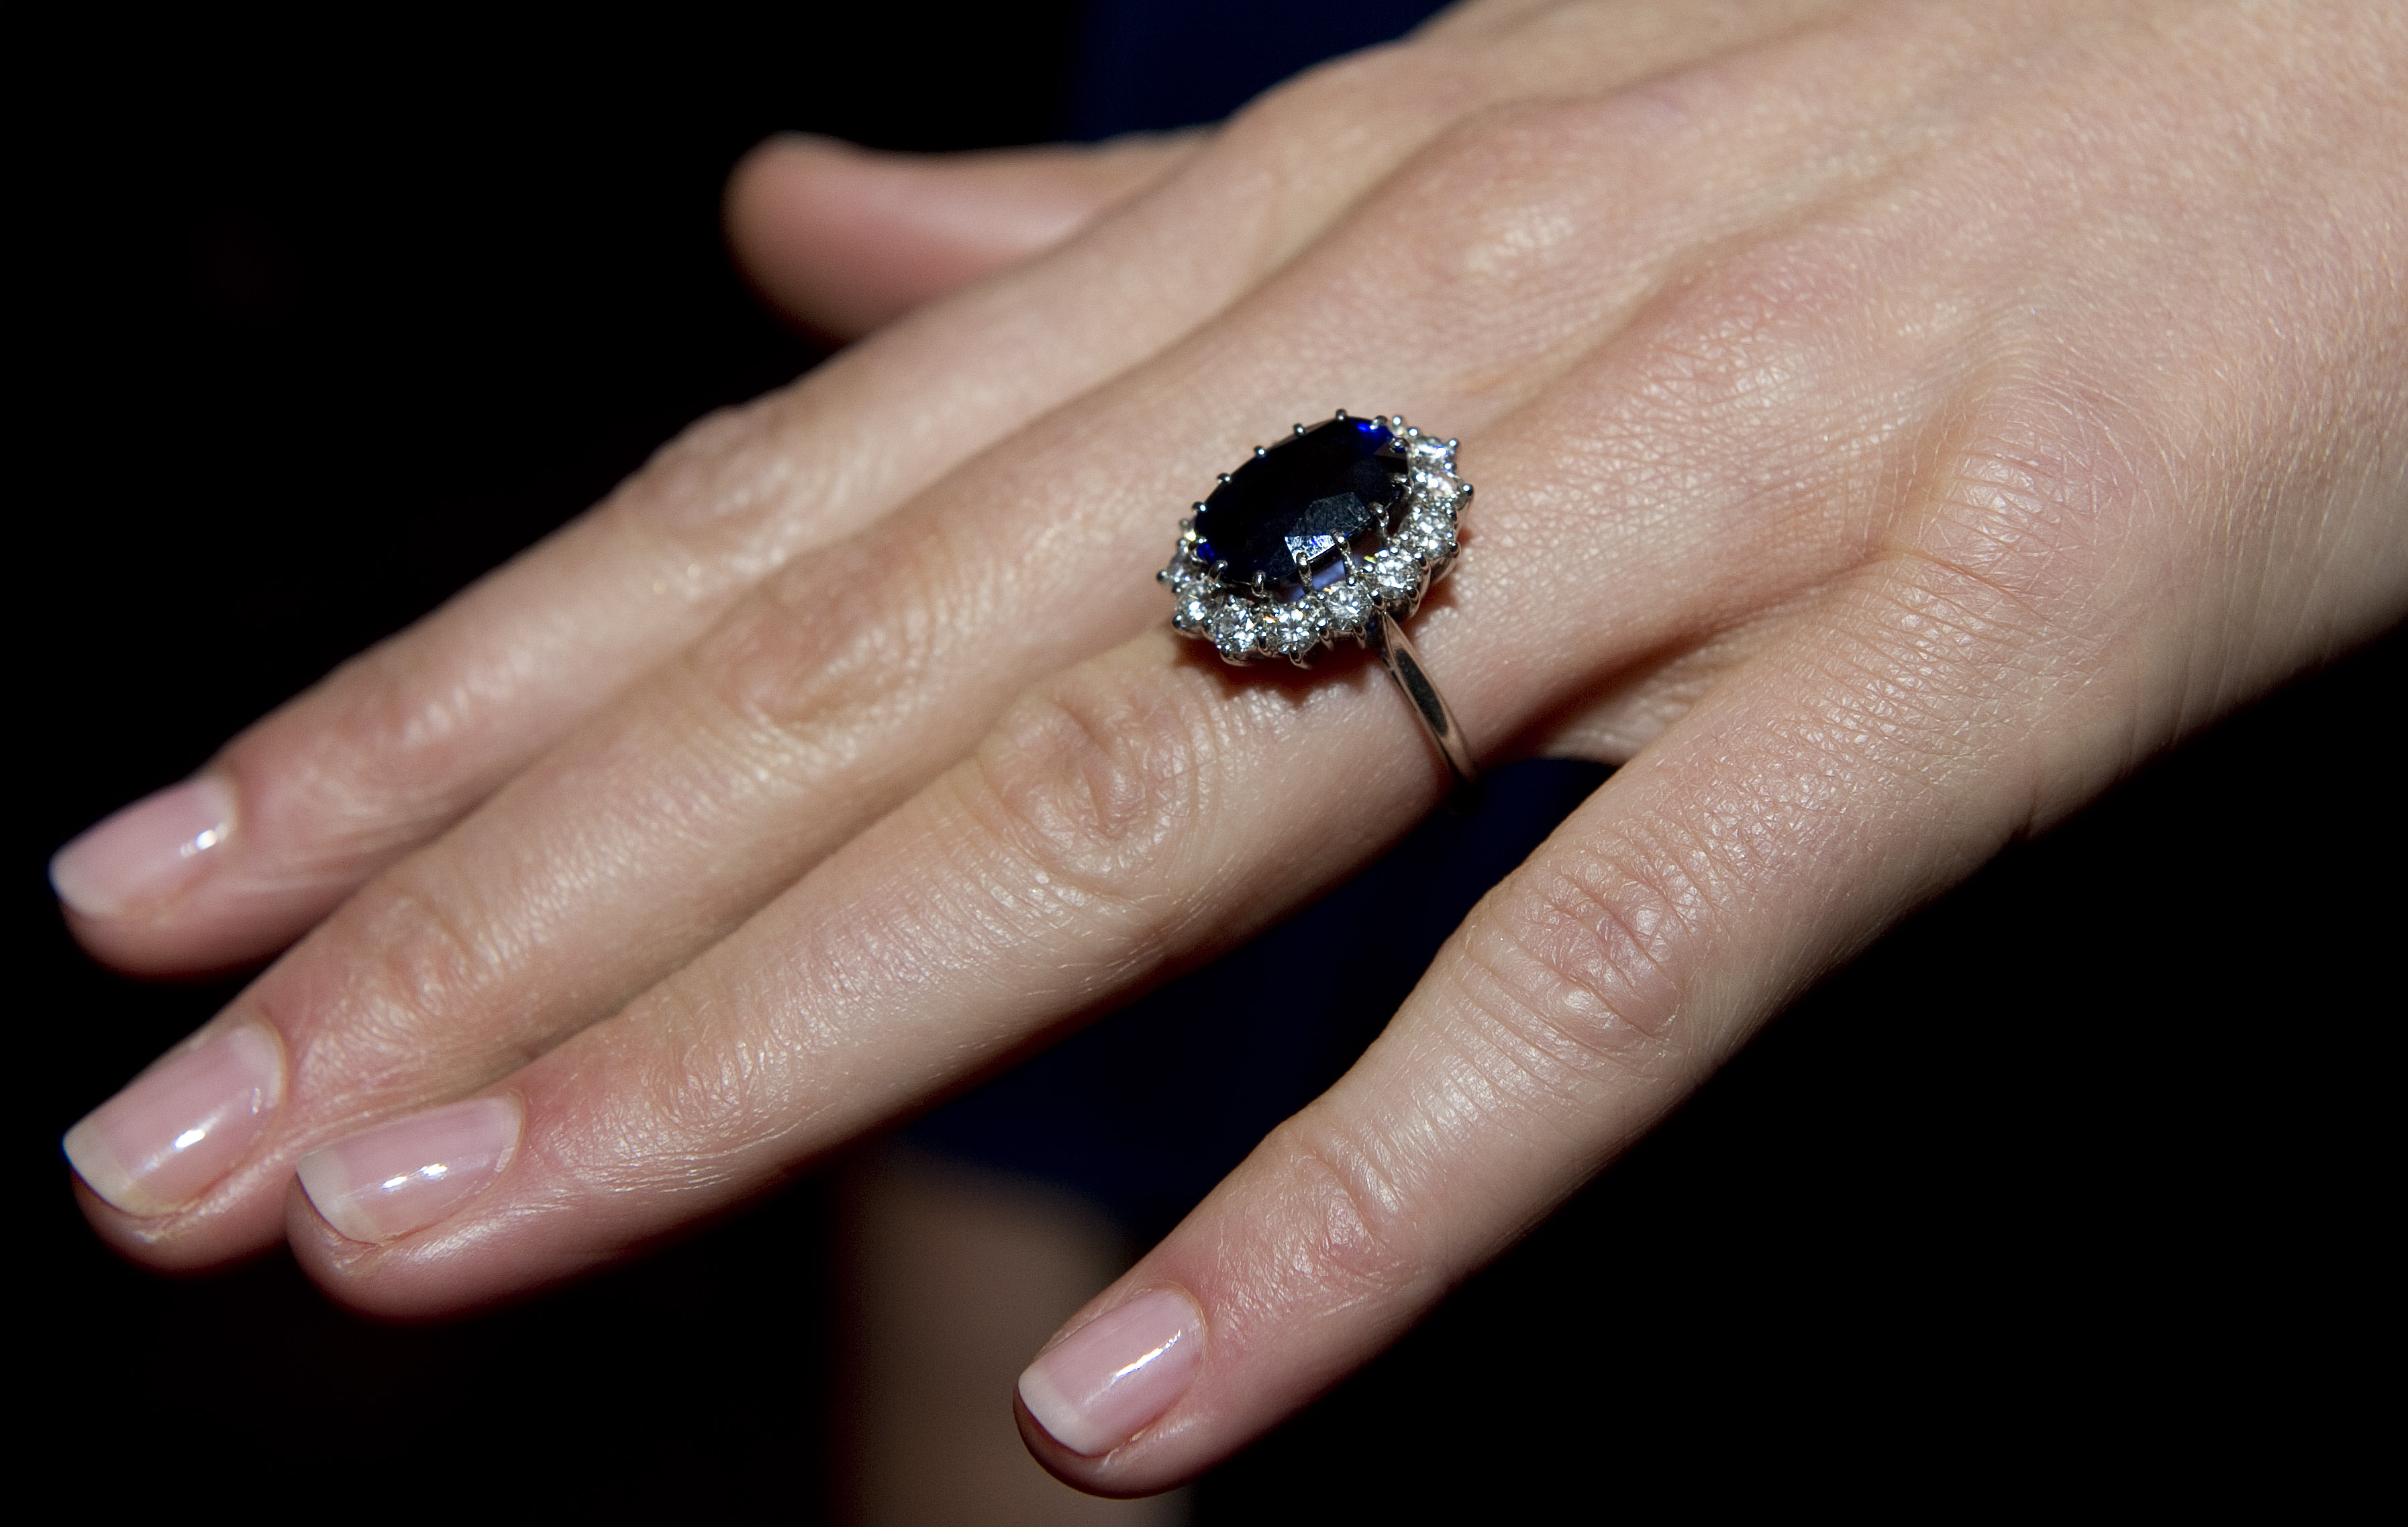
[[1489, 231, 1944, 624], [1852, 368, 2197, 795], [682, 532, 954, 774], [531, 980, 801, 1202], [1446, 831, 1699, 1100], [958, 663, 1219, 933], [1178, 39, 1476, 276], [252, 868, 537, 1106], [1907, 335, 2197, 592], [602, 386, 837, 584], [1391, 97, 1660, 281], [1213, 1112, 1432, 1336], [221, 639, 516, 887]]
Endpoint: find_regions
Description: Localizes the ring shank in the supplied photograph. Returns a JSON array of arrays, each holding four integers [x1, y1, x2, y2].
[[1364, 609, 1477, 788]]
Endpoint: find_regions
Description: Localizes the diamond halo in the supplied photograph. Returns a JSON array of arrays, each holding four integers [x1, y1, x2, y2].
[[1158, 410, 1470, 666]]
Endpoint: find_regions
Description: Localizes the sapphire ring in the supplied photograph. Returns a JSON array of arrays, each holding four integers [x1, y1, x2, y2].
[[1158, 411, 1476, 785]]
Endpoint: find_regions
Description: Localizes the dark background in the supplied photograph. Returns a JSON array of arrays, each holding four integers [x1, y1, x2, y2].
[[19, 4, 2393, 1513]]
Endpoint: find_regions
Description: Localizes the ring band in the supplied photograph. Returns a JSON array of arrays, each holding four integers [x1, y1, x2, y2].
[[1364, 607, 1477, 786], [1158, 410, 1476, 786]]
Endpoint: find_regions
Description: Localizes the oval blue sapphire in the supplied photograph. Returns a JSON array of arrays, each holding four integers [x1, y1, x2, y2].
[[1194, 415, 1409, 592]]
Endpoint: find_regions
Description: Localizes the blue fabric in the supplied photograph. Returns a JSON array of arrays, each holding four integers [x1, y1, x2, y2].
[[1068, 0, 1454, 138]]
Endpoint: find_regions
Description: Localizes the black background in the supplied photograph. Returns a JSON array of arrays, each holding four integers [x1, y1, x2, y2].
[[19, 7, 2394, 1514]]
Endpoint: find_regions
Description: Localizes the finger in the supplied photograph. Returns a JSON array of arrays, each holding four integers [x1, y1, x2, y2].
[[72, 9, 1922, 1267], [268, 195, 2022, 1311], [52, 0, 1860, 980], [725, 133, 1203, 341], [47, 335, 977, 976], [1013, 575, 2069, 1489], [1015, 275, 2408, 1498], [48, 17, 1499, 980], [1017, 498, 2408, 1495]]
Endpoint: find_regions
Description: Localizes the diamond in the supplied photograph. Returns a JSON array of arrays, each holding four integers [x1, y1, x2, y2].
[[1401, 507, 1457, 560], [1174, 589, 1215, 633], [1323, 578, 1372, 631], [1207, 601, 1260, 657], [1268, 598, 1327, 657], [1370, 547, 1421, 598]]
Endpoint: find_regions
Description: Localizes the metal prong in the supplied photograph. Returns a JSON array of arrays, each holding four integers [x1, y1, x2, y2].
[[1335, 408, 1348, 420], [1213, 559, 1231, 576], [1218, 473, 1233, 484], [1446, 439, 1459, 450], [1155, 569, 1168, 583], [1294, 423, 1307, 435], [1254, 446, 1268, 458], [1252, 571, 1269, 597]]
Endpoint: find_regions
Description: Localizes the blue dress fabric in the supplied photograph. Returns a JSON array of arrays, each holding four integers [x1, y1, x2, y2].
[[902, 0, 1603, 1241], [1068, 1, 1454, 137]]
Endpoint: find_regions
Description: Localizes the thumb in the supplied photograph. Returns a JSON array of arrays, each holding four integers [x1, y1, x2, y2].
[[725, 131, 1201, 341]]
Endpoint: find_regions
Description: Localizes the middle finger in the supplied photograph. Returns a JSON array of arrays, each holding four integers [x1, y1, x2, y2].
[[85, 7, 1984, 1269]]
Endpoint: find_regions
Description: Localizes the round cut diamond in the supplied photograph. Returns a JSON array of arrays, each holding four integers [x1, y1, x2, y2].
[[1174, 590, 1215, 632], [1207, 602, 1260, 657], [1402, 507, 1456, 560], [1323, 578, 1372, 630], [1193, 416, 1410, 592], [1370, 547, 1421, 598], [1268, 598, 1326, 657]]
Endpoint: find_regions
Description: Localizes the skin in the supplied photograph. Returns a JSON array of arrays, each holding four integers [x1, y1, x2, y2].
[[60, 0, 2407, 1497]]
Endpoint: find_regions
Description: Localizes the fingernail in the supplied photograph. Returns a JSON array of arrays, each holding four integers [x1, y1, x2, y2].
[[1017, 1288, 1204, 1457], [297, 1096, 522, 1243], [50, 774, 237, 917], [64, 1022, 285, 1216]]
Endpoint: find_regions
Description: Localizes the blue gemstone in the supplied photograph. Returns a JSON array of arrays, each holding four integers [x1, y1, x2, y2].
[[1194, 415, 1409, 592]]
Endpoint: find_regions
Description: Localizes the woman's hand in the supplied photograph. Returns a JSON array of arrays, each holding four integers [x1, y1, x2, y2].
[[55, 0, 2406, 1495]]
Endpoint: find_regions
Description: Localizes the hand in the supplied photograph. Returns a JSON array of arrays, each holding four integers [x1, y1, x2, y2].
[[54, 0, 2407, 1495]]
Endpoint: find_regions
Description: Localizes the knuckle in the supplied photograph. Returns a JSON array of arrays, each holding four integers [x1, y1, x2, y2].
[[1905, 374, 2165, 623], [1509, 238, 1899, 553], [241, 643, 498, 872], [1234, 1112, 1425, 1310], [1386, 101, 1625, 283], [959, 662, 1217, 919], [1826, 373, 2175, 739], [526, 978, 770, 1199], [613, 986, 777, 1185], [682, 531, 952, 764], [1226, 35, 1430, 139], [1449, 833, 1699, 1093], [269, 870, 516, 1094], [605, 389, 809, 558]]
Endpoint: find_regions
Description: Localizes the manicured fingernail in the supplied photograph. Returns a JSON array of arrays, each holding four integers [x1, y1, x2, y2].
[[64, 1022, 285, 1216], [1017, 1288, 1203, 1457], [50, 774, 236, 917], [297, 1096, 522, 1244]]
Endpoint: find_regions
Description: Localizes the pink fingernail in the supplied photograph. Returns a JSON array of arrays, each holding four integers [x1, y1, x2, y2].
[[51, 774, 237, 918], [64, 1022, 285, 1216], [1017, 1289, 1204, 1457], [297, 1097, 522, 1243]]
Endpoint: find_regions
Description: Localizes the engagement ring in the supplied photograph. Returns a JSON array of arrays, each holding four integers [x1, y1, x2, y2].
[[1158, 411, 1476, 785]]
